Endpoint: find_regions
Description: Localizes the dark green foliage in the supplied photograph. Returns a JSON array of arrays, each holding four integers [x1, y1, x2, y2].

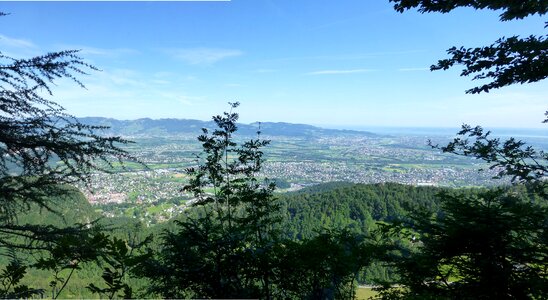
[[272, 178, 291, 189], [276, 229, 369, 299], [141, 103, 282, 299], [0, 185, 97, 251], [0, 49, 135, 214], [390, 0, 547, 94], [0, 253, 44, 298], [376, 186, 547, 299], [416, 125, 547, 299], [145, 213, 259, 298], [87, 234, 152, 299], [139, 105, 384, 299], [0, 188, 154, 298], [280, 182, 443, 285], [390, 0, 547, 21], [293, 181, 357, 194], [0, 187, 106, 298], [281, 182, 442, 241], [35, 229, 109, 299], [434, 35, 547, 94], [382, 3, 548, 298], [0, 14, 139, 297], [433, 125, 547, 184]]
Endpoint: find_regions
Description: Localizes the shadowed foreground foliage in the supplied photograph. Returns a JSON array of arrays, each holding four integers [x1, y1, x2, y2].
[[375, 185, 547, 299], [0, 12, 140, 297], [375, 2, 548, 299]]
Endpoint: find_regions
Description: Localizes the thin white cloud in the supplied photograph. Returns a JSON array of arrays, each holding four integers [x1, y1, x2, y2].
[[55, 45, 139, 58], [306, 69, 375, 75], [168, 47, 243, 65], [153, 71, 198, 82], [175, 95, 204, 106], [52, 67, 205, 118], [398, 67, 429, 72], [266, 50, 426, 63], [0, 34, 35, 49]]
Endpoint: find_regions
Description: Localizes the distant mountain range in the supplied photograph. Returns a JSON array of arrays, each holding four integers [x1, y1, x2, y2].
[[79, 117, 379, 138]]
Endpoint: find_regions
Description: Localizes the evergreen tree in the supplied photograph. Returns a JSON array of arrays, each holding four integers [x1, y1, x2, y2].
[[0, 13, 135, 297]]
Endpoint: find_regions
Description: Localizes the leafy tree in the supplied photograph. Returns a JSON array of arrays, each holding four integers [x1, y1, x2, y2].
[[388, 0, 547, 187], [397, 0, 548, 193], [388, 1, 547, 193], [376, 2, 548, 299], [141, 102, 282, 299], [0, 251, 44, 298], [275, 229, 370, 300], [376, 186, 547, 299], [396, 0, 548, 176], [431, 125, 547, 188], [34, 228, 109, 299], [392, 1, 547, 20], [390, 0, 547, 94], [87, 233, 152, 299], [139, 105, 377, 299]]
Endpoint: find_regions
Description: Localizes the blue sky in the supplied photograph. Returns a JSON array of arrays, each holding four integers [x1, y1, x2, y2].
[[1, 0, 546, 128]]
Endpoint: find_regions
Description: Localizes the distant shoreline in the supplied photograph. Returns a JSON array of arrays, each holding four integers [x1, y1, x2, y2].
[[317, 125, 548, 138]]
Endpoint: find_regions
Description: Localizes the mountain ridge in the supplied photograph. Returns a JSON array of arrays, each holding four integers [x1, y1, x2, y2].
[[78, 117, 380, 138]]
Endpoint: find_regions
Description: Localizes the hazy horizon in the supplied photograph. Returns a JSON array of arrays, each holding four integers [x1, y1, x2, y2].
[[76, 115, 548, 137]]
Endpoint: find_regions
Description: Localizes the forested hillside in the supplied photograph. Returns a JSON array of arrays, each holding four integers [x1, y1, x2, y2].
[[0, 187, 146, 298], [281, 182, 442, 240], [2, 167, 544, 298], [3, 181, 486, 296]]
